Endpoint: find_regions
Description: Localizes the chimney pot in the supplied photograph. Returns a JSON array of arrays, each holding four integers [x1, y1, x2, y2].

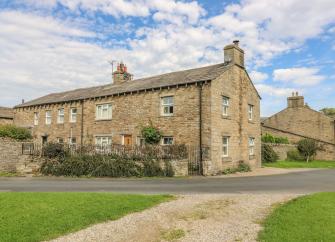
[[22, 99, 25, 104], [233, 40, 239, 46]]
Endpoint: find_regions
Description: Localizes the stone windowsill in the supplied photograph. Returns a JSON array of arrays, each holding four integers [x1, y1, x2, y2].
[[222, 156, 233, 162], [222, 115, 231, 120], [249, 155, 256, 160], [95, 119, 112, 122]]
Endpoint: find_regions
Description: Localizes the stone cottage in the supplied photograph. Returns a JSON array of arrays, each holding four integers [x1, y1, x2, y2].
[[262, 93, 335, 160], [14, 41, 261, 174], [0, 107, 13, 125]]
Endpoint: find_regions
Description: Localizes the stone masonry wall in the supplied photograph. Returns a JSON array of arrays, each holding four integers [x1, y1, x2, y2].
[[262, 126, 335, 161], [0, 118, 13, 125], [209, 65, 261, 174]]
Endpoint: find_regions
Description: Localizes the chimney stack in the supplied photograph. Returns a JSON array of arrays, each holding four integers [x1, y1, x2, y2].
[[112, 62, 133, 85], [224, 40, 244, 67], [287, 92, 304, 108]]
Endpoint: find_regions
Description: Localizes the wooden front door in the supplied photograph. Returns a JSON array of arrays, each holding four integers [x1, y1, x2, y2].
[[123, 135, 132, 146]]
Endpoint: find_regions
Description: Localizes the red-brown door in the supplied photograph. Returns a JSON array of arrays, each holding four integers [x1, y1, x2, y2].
[[123, 135, 132, 146]]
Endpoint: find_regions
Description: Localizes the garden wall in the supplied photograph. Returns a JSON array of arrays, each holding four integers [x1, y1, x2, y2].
[[264, 143, 297, 160], [0, 138, 40, 174]]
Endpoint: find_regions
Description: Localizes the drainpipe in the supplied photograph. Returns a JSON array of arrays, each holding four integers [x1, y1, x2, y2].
[[80, 100, 84, 146], [198, 82, 204, 175]]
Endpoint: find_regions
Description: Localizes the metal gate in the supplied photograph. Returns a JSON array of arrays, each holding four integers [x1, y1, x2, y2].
[[187, 146, 209, 176]]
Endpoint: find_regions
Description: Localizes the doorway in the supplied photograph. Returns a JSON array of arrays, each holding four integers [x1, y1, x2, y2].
[[123, 135, 132, 146], [42, 136, 48, 145]]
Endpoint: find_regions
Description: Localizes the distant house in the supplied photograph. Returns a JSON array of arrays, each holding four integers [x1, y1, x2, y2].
[[262, 93, 335, 160], [14, 41, 261, 174], [0, 107, 13, 125]]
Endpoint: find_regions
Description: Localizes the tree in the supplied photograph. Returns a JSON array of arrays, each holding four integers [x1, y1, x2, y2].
[[320, 108, 335, 118], [297, 139, 319, 162]]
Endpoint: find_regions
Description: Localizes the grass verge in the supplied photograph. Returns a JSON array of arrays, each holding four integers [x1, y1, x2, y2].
[[0, 172, 20, 177], [263, 160, 335, 168], [0, 192, 172, 242], [258, 192, 335, 242]]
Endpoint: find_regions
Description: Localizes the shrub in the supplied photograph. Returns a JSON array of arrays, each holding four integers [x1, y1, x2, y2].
[[221, 161, 251, 175], [0, 124, 32, 140], [297, 139, 320, 162], [286, 149, 304, 161], [261, 144, 279, 163], [40, 154, 175, 177], [261, 133, 289, 144], [141, 123, 162, 144], [42, 143, 67, 159]]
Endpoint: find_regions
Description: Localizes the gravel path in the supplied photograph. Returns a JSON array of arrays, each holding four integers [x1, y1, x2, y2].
[[51, 193, 300, 242]]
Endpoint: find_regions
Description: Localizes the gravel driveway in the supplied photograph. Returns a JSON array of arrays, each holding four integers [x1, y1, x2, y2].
[[51, 193, 299, 242]]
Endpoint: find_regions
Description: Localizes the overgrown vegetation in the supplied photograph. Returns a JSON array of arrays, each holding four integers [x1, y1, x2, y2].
[[0, 193, 172, 242], [286, 149, 304, 161], [261, 133, 289, 144], [221, 161, 251, 175], [297, 138, 320, 162], [258, 192, 335, 242], [261, 144, 279, 163], [141, 122, 162, 144], [0, 124, 32, 140], [40, 143, 175, 177]]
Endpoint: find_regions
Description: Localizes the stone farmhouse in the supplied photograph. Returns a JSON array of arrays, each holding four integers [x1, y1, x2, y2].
[[262, 93, 335, 160], [0, 107, 13, 125], [14, 41, 261, 174]]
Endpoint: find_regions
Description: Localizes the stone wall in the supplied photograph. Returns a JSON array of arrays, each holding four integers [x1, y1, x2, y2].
[[0, 138, 40, 174], [262, 126, 335, 161], [265, 143, 297, 160], [0, 118, 13, 125]]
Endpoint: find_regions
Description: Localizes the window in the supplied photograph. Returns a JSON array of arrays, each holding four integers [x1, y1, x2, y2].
[[70, 108, 77, 123], [249, 137, 255, 156], [95, 136, 112, 146], [161, 96, 174, 116], [57, 108, 64, 124], [137, 137, 145, 146], [222, 96, 229, 116], [222, 136, 229, 157], [34, 112, 39, 125], [248, 104, 254, 121], [57, 138, 64, 144], [162, 136, 174, 145], [96, 103, 112, 120], [45, 111, 52, 125], [68, 137, 76, 145]]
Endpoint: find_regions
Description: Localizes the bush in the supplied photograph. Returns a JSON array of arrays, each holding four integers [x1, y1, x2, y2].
[[141, 123, 162, 144], [40, 154, 175, 177], [261, 133, 289, 144], [0, 124, 32, 140], [221, 161, 251, 175], [262, 144, 279, 163], [297, 139, 320, 162], [42, 143, 67, 159], [286, 149, 304, 161]]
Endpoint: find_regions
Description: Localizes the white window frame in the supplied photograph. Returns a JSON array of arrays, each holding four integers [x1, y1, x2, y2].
[[70, 108, 77, 123], [161, 136, 174, 145], [57, 137, 64, 144], [248, 104, 254, 121], [137, 136, 145, 146], [57, 108, 64, 124], [45, 111, 52, 125], [95, 136, 112, 147], [34, 112, 39, 126], [161, 96, 174, 116], [96, 103, 112, 120], [249, 137, 255, 156], [222, 136, 229, 157], [68, 137, 77, 145], [222, 96, 229, 116]]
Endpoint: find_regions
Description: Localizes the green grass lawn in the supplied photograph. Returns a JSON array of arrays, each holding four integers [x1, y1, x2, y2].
[[0, 193, 172, 242], [258, 192, 335, 242], [263, 160, 335, 168], [0, 172, 19, 177]]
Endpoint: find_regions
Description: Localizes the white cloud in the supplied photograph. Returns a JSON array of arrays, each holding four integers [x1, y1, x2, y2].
[[249, 71, 268, 83], [273, 68, 326, 86], [255, 84, 294, 97]]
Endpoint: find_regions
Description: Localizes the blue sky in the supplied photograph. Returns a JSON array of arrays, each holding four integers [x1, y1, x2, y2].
[[0, 0, 334, 116]]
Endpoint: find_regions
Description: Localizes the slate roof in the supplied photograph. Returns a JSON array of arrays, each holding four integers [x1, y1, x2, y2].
[[0, 107, 13, 119], [16, 63, 232, 108]]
